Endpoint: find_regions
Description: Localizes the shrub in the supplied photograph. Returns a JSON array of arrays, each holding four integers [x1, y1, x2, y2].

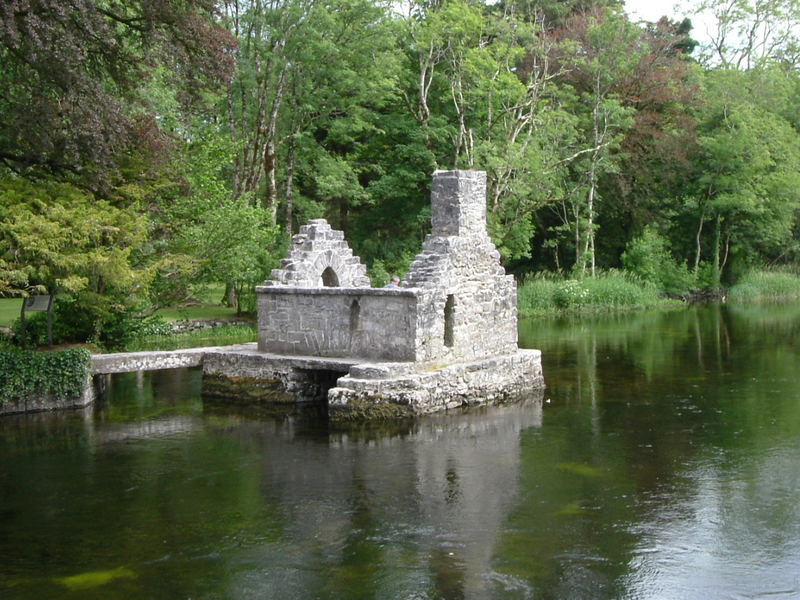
[[0, 348, 91, 405], [11, 295, 145, 350], [11, 296, 168, 351], [622, 227, 693, 295]]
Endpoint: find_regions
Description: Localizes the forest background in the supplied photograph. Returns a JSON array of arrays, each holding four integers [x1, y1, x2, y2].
[[1, 0, 799, 347]]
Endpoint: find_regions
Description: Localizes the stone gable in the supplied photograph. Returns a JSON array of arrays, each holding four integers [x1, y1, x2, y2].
[[265, 219, 370, 288]]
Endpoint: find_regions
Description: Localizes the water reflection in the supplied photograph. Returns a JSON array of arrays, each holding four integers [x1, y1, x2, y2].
[[516, 303, 800, 598], [0, 367, 544, 600], [3, 304, 800, 598]]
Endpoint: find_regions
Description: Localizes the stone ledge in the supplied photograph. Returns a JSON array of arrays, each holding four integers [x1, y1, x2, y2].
[[0, 374, 94, 416], [255, 285, 419, 296], [328, 349, 544, 421]]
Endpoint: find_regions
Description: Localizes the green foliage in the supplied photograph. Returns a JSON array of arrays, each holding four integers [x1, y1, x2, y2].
[[518, 271, 669, 316], [11, 296, 157, 351], [728, 270, 800, 301], [124, 325, 257, 352], [0, 178, 152, 297], [622, 227, 693, 295], [2, 0, 800, 321], [0, 0, 235, 181], [0, 348, 91, 405], [517, 274, 562, 315]]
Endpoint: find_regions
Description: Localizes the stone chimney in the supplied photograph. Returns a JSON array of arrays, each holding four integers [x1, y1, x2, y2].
[[430, 170, 487, 238]]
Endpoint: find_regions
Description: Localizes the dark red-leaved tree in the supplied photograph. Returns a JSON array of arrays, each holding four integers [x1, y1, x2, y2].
[[0, 0, 236, 183]]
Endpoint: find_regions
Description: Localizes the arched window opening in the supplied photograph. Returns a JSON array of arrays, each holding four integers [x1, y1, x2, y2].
[[321, 267, 339, 287], [444, 294, 455, 348]]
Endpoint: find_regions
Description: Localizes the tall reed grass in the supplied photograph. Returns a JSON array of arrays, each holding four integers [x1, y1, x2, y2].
[[517, 271, 673, 316], [728, 270, 800, 301]]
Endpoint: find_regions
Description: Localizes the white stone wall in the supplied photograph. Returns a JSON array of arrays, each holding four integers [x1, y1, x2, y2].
[[266, 219, 370, 288], [257, 287, 418, 361], [256, 170, 519, 365], [328, 350, 544, 419]]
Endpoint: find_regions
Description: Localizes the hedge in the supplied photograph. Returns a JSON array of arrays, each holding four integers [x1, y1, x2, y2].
[[0, 348, 91, 405]]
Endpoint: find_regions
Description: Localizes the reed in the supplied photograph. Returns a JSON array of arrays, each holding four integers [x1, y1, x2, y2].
[[518, 271, 671, 316], [728, 270, 800, 301]]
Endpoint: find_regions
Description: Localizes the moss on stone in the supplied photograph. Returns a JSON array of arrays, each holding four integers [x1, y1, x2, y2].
[[329, 396, 415, 422], [201, 374, 295, 404]]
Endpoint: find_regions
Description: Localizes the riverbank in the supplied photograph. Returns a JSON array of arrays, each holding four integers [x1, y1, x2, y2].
[[517, 271, 682, 317], [517, 268, 800, 317]]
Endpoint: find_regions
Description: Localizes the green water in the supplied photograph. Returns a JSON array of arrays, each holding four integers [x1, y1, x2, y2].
[[2, 304, 800, 599]]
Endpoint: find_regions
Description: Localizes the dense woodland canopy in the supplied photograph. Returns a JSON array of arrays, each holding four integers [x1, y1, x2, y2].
[[1, 0, 799, 338]]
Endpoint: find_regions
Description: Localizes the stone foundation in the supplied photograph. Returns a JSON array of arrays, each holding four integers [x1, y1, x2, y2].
[[195, 344, 544, 422], [328, 350, 543, 421]]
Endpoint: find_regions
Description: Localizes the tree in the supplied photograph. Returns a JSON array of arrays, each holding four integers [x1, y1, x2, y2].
[[690, 0, 800, 68], [549, 7, 640, 276], [0, 178, 153, 343], [153, 130, 282, 312], [679, 67, 800, 284], [0, 0, 235, 183]]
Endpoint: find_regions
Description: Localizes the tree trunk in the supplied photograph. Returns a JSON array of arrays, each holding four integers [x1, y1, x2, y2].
[[712, 214, 722, 287], [285, 129, 297, 234], [694, 207, 705, 273]]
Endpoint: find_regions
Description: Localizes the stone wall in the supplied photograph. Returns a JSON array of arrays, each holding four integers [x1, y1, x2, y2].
[[0, 374, 94, 416], [256, 287, 418, 361], [256, 170, 519, 365], [92, 348, 208, 374], [328, 350, 544, 421]]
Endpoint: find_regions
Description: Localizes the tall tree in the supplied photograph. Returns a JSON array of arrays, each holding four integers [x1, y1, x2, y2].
[[549, 7, 640, 275], [0, 0, 235, 184], [692, 0, 800, 68]]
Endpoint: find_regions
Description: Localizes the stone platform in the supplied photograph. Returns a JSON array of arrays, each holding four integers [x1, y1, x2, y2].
[[89, 343, 543, 422]]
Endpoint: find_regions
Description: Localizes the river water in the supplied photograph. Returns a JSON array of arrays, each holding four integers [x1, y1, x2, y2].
[[1, 304, 799, 599]]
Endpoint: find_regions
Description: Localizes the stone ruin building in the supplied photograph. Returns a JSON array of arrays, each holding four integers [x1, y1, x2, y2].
[[236, 169, 544, 420], [70, 170, 541, 421]]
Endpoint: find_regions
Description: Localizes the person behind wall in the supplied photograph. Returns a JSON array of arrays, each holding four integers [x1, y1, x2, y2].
[[384, 275, 400, 288]]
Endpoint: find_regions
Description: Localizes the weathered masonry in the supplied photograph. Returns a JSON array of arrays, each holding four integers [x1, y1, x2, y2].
[[205, 170, 544, 420], [6, 170, 541, 419]]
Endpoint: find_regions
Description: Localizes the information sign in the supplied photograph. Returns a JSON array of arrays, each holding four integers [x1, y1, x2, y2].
[[24, 295, 52, 312]]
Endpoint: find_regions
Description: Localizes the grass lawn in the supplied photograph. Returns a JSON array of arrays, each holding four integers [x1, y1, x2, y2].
[[0, 298, 21, 327], [154, 284, 249, 321], [0, 285, 246, 328], [155, 304, 241, 321]]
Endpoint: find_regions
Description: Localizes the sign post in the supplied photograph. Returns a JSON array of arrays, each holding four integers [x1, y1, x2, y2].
[[20, 295, 53, 346]]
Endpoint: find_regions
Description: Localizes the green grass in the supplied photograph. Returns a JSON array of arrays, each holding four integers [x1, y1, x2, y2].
[[728, 270, 800, 301], [155, 283, 245, 321], [1, 285, 240, 328], [0, 298, 22, 327], [123, 325, 257, 352], [155, 304, 240, 321], [517, 271, 679, 317]]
